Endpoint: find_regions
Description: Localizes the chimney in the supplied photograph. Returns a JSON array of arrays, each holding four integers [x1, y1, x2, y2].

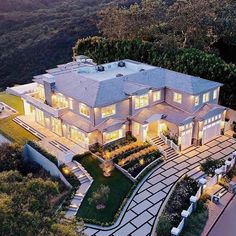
[[43, 74, 56, 106]]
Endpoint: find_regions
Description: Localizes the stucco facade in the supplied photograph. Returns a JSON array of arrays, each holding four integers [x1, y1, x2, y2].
[[21, 57, 227, 151]]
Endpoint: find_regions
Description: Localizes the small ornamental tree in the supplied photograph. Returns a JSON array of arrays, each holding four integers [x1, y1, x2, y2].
[[88, 184, 110, 210], [200, 157, 225, 176]]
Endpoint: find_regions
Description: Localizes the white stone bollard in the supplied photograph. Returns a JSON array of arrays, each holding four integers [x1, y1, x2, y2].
[[199, 178, 207, 194], [190, 196, 198, 210]]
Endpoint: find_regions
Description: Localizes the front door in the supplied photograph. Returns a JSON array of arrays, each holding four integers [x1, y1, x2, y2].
[[148, 121, 158, 138]]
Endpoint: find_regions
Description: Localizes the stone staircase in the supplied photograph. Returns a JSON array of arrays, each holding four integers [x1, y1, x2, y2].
[[150, 137, 180, 160], [64, 160, 93, 219]]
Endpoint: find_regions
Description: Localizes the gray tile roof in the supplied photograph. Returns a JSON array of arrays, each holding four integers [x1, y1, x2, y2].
[[36, 60, 223, 107], [132, 102, 194, 125]]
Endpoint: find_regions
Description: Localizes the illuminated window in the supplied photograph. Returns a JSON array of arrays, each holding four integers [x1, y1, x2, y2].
[[105, 129, 122, 143], [80, 103, 90, 118], [37, 85, 45, 100], [133, 122, 140, 136], [102, 104, 116, 118], [173, 92, 182, 104], [69, 98, 73, 109], [135, 94, 149, 109], [70, 126, 86, 143], [52, 93, 68, 108], [194, 96, 199, 106], [203, 92, 210, 103], [153, 91, 161, 102], [213, 89, 218, 100], [35, 108, 45, 126], [51, 117, 62, 136]]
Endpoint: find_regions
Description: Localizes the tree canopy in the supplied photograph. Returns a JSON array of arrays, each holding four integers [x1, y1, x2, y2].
[[75, 37, 236, 109], [98, 0, 236, 52]]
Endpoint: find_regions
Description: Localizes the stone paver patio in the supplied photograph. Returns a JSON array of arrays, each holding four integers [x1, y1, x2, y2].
[[83, 135, 235, 236]]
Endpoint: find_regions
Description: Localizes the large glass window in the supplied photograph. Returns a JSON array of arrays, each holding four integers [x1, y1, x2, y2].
[[153, 91, 161, 102], [70, 126, 86, 143], [173, 92, 182, 104], [37, 85, 45, 100], [52, 93, 68, 108], [135, 94, 149, 109], [104, 129, 122, 143], [80, 103, 90, 118], [203, 92, 210, 103], [101, 104, 116, 118], [51, 117, 62, 136], [35, 108, 45, 126]]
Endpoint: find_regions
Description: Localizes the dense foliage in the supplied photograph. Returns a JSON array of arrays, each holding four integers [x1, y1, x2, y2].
[[200, 157, 225, 176], [156, 176, 198, 236], [75, 37, 236, 109], [0, 0, 138, 89], [0, 143, 84, 235], [98, 0, 236, 61]]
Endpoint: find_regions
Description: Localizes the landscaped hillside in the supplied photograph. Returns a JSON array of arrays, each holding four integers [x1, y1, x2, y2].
[[0, 0, 137, 89]]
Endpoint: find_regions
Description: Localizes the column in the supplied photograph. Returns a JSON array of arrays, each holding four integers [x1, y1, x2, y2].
[[23, 99, 31, 115]]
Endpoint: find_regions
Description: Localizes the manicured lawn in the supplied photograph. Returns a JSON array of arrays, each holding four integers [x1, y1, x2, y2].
[[0, 92, 39, 144], [76, 154, 133, 224], [180, 200, 208, 236]]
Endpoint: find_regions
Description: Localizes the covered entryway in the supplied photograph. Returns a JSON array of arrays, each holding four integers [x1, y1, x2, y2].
[[202, 120, 221, 144], [147, 121, 159, 138], [181, 129, 192, 150]]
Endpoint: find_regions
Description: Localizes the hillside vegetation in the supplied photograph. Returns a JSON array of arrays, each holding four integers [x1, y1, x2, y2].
[[0, 0, 136, 89]]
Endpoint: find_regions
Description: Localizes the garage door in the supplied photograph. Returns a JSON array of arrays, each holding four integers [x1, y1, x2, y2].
[[202, 120, 221, 144], [181, 129, 192, 150]]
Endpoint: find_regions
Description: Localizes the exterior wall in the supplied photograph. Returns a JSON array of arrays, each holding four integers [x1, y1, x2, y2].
[[94, 99, 130, 126], [131, 89, 165, 116], [165, 87, 220, 114]]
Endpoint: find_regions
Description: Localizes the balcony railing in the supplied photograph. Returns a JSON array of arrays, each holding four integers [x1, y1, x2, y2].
[[23, 92, 69, 118], [160, 133, 180, 152]]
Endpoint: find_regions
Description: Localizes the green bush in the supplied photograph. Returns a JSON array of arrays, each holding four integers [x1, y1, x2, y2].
[[200, 157, 225, 176], [156, 176, 198, 236], [157, 214, 173, 236]]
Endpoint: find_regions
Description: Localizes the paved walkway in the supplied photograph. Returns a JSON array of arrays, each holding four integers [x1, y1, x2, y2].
[[206, 195, 236, 236], [83, 135, 236, 236]]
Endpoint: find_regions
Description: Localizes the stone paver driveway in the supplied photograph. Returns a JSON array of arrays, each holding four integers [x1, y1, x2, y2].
[[83, 135, 236, 236]]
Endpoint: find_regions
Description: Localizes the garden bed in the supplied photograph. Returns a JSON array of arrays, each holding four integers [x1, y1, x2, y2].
[[156, 176, 199, 236]]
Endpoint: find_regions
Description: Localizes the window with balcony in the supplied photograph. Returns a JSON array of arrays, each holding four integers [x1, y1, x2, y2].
[[104, 129, 122, 143], [52, 93, 68, 108], [173, 92, 182, 104], [213, 89, 218, 100], [203, 92, 210, 103], [194, 96, 199, 106], [153, 91, 161, 102], [80, 103, 90, 118], [135, 94, 149, 109], [101, 104, 116, 118]]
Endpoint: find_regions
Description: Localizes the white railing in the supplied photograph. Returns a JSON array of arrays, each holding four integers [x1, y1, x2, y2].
[[160, 133, 180, 152], [171, 151, 236, 236], [23, 93, 69, 118]]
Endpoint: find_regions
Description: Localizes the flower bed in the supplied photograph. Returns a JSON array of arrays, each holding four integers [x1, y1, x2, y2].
[[156, 176, 198, 236]]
